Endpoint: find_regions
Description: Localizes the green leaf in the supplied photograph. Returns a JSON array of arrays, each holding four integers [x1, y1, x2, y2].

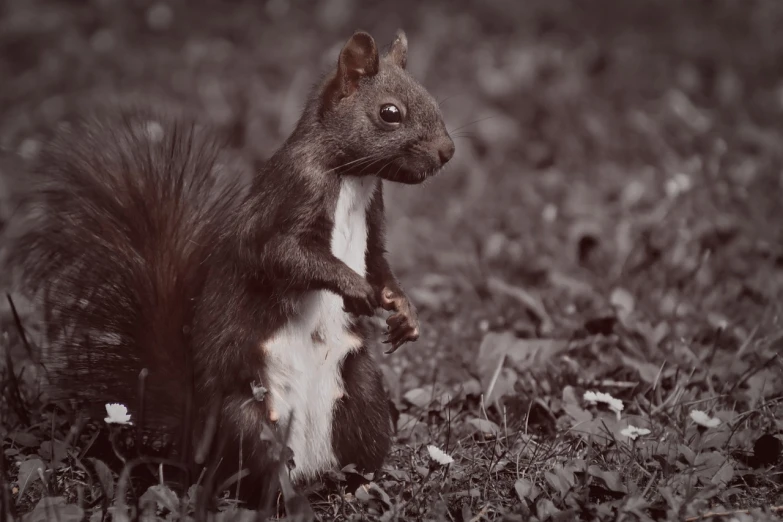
[[139, 484, 180, 513], [382, 468, 410, 481], [693, 451, 733, 486], [587, 465, 627, 493], [536, 498, 561, 519], [678, 444, 696, 465], [38, 440, 69, 468], [88, 458, 115, 500], [570, 416, 622, 444], [563, 403, 592, 424], [395, 412, 425, 443], [22, 497, 83, 522], [355, 482, 392, 509], [9, 431, 40, 448], [620, 495, 654, 522], [16, 458, 45, 501], [213, 508, 261, 522], [711, 460, 734, 486], [545, 465, 575, 498], [621, 355, 661, 384]]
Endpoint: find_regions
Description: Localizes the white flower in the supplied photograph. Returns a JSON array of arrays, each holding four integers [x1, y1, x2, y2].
[[584, 390, 624, 419], [427, 445, 454, 466], [690, 409, 720, 428], [620, 425, 651, 440], [104, 403, 132, 425]]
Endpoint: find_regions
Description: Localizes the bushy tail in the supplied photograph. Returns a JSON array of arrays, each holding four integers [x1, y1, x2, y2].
[[7, 107, 243, 432]]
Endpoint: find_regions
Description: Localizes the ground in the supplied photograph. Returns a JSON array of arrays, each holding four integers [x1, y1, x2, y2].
[[1, 0, 782, 520]]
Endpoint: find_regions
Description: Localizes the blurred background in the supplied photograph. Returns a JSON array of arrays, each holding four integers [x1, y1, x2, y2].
[[1, 0, 782, 392]]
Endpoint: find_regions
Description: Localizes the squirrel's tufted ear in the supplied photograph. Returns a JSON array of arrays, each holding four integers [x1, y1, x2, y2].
[[387, 29, 408, 69], [324, 31, 379, 107]]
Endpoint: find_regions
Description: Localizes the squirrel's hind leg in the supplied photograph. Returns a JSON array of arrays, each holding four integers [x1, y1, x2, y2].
[[200, 393, 282, 509], [331, 346, 392, 474]]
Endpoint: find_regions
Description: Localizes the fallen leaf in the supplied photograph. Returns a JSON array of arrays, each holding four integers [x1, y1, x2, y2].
[[490, 459, 509, 473], [467, 418, 501, 437], [477, 331, 569, 405], [402, 384, 452, 410], [514, 478, 540, 502], [403, 387, 431, 409]]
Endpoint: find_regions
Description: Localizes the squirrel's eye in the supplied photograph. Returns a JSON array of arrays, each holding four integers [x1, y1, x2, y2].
[[379, 104, 402, 124]]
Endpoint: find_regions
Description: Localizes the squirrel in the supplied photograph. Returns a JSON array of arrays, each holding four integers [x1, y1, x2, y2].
[[6, 29, 454, 504]]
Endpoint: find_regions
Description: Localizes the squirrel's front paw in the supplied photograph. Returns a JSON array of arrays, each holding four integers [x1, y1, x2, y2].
[[380, 286, 420, 353], [342, 277, 379, 317]]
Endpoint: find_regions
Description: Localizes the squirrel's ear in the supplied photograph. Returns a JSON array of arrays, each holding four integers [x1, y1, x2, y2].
[[387, 29, 408, 69], [326, 31, 379, 104]]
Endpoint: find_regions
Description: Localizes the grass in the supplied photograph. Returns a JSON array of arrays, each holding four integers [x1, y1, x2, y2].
[[1, 0, 783, 520]]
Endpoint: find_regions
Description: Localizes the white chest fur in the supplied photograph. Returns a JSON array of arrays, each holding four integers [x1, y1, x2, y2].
[[263, 176, 377, 481]]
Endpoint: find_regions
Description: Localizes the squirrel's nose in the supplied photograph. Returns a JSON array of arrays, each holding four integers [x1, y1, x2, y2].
[[436, 137, 455, 165]]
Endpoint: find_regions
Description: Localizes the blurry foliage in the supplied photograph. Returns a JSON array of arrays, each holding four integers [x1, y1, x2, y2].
[[2, 0, 783, 520]]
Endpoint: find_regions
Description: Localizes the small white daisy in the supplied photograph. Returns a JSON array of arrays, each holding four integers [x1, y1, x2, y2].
[[584, 390, 624, 419], [104, 403, 133, 425], [620, 425, 651, 441], [426, 445, 454, 466], [690, 409, 720, 428]]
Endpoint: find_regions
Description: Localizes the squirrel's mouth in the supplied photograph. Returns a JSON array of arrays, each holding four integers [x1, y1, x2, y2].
[[376, 159, 441, 185]]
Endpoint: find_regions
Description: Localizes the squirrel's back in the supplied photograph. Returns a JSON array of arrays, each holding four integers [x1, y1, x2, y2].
[[10, 107, 244, 425]]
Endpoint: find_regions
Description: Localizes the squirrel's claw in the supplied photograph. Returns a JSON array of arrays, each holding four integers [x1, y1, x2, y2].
[[382, 320, 419, 354]]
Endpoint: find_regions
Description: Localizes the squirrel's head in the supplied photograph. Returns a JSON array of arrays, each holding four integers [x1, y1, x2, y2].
[[317, 30, 454, 185]]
